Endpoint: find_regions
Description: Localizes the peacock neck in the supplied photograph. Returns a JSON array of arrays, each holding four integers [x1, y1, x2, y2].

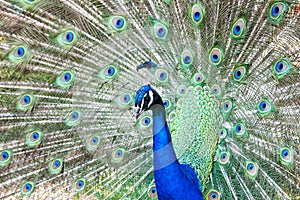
[[151, 104, 178, 170]]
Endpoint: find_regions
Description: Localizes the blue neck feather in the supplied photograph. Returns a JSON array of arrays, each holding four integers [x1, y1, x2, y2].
[[151, 104, 203, 200]]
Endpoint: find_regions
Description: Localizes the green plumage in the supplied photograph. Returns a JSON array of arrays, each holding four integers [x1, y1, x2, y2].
[[0, 0, 299, 199]]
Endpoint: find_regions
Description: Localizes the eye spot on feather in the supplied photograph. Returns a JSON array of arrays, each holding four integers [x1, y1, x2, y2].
[[211, 84, 221, 96], [279, 147, 293, 166], [192, 72, 205, 85], [234, 122, 247, 137], [74, 178, 86, 193], [177, 85, 186, 96], [136, 114, 152, 129], [219, 128, 227, 140], [48, 158, 63, 174], [110, 16, 127, 31], [0, 150, 13, 167], [1, 151, 9, 160], [63, 32, 74, 43], [26, 130, 43, 147], [209, 47, 223, 66], [21, 181, 35, 195], [99, 65, 119, 80], [86, 135, 101, 153], [153, 21, 168, 40], [219, 151, 230, 165], [122, 94, 130, 103], [190, 3, 204, 25], [70, 112, 79, 121], [148, 185, 157, 198], [231, 18, 246, 38], [257, 99, 273, 116], [245, 160, 259, 179], [207, 189, 220, 200], [17, 94, 35, 111], [9, 46, 27, 61], [31, 132, 38, 141], [14, 47, 25, 57], [269, 2, 287, 24], [272, 59, 291, 78], [141, 117, 151, 126], [163, 100, 169, 107], [65, 111, 81, 127], [22, 95, 31, 105], [62, 72, 71, 82], [111, 148, 126, 163], [56, 71, 75, 88], [180, 50, 193, 67], [58, 30, 78, 46], [155, 69, 169, 84], [169, 112, 176, 120]]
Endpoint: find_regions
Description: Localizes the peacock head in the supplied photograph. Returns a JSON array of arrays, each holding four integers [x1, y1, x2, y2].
[[134, 84, 163, 119]]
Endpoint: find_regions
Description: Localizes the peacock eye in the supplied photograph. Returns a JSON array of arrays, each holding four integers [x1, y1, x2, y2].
[[279, 147, 293, 166], [190, 3, 205, 26], [74, 178, 86, 193], [109, 16, 127, 31], [209, 47, 223, 66], [115, 92, 133, 110], [233, 65, 247, 82], [65, 110, 81, 127], [269, 2, 287, 25], [168, 111, 176, 120], [22, 95, 31, 105], [57, 30, 78, 46], [21, 181, 35, 195], [234, 122, 247, 137], [180, 50, 193, 67], [99, 65, 119, 81], [272, 59, 291, 78], [148, 185, 157, 198], [206, 189, 220, 200], [56, 71, 75, 88], [111, 148, 126, 163], [222, 98, 234, 117], [9, 46, 28, 61], [155, 68, 169, 84], [17, 94, 35, 111], [26, 130, 43, 147], [0, 150, 13, 167], [85, 135, 101, 153], [257, 99, 274, 116], [270, 2, 286, 18], [219, 128, 227, 140], [63, 32, 74, 43], [191, 72, 205, 86], [14, 47, 25, 57], [153, 21, 168, 40], [135, 114, 152, 129], [219, 151, 230, 165], [163, 100, 169, 107], [231, 18, 246, 38], [162, 98, 173, 111], [245, 160, 259, 179], [211, 84, 221, 96], [48, 158, 63, 175], [177, 85, 186, 96]]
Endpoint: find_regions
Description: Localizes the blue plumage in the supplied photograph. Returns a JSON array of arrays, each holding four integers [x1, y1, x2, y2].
[[135, 85, 203, 200]]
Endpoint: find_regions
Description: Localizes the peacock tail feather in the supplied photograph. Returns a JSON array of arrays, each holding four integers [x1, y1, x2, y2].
[[0, 0, 299, 199]]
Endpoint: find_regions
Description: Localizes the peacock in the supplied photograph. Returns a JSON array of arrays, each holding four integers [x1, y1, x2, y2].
[[0, 0, 299, 199]]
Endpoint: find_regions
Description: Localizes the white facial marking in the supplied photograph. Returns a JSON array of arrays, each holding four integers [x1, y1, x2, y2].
[[148, 90, 154, 108]]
